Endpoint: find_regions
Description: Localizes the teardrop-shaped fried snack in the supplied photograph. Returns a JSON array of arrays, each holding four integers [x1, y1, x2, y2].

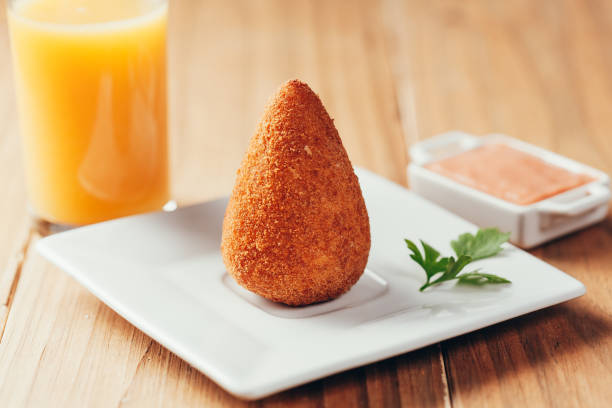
[[221, 80, 371, 306]]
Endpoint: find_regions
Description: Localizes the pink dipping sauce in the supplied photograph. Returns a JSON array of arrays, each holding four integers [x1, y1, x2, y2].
[[425, 144, 594, 205]]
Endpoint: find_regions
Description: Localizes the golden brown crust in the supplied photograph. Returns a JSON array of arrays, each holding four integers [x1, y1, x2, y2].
[[221, 79, 371, 306]]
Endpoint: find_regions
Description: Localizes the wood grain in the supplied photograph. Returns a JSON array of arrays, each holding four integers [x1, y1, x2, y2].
[[0, 2, 34, 346], [384, 0, 612, 407], [1, 0, 611, 407]]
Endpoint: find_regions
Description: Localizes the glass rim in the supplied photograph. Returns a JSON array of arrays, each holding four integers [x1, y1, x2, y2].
[[7, 0, 169, 31]]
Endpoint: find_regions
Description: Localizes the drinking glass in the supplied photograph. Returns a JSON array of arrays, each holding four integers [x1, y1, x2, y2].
[[7, 0, 170, 233]]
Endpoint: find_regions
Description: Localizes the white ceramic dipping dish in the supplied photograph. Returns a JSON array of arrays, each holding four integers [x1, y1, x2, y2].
[[408, 131, 611, 248]]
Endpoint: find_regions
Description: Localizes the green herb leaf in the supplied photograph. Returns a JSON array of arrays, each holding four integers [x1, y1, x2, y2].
[[404, 239, 450, 279], [457, 271, 512, 286], [406, 228, 512, 292], [421, 255, 472, 291], [451, 228, 511, 261]]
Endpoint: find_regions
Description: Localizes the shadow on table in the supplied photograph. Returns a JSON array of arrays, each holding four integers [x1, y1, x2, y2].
[[440, 299, 612, 398], [256, 343, 446, 408]]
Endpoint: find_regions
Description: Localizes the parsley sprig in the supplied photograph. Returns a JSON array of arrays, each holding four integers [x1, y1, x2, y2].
[[405, 228, 511, 291], [452, 228, 511, 260]]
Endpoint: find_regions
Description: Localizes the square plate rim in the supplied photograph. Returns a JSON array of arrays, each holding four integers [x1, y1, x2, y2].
[[35, 167, 587, 400]]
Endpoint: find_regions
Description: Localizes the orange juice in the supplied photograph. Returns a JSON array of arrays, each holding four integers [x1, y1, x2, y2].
[[8, 0, 169, 226]]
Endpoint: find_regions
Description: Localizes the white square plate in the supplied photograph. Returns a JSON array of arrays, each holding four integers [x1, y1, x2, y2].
[[36, 168, 585, 400]]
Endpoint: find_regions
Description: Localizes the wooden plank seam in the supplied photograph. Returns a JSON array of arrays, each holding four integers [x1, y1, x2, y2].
[[0, 228, 34, 344]]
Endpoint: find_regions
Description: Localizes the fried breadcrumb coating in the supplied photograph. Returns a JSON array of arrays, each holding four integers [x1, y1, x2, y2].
[[221, 80, 371, 306]]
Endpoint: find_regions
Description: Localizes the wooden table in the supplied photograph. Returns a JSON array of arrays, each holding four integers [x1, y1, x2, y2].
[[1, 0, 611, 406]]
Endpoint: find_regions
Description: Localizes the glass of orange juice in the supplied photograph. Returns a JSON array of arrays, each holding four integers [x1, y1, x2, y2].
[[7, 0, 170, 232]]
